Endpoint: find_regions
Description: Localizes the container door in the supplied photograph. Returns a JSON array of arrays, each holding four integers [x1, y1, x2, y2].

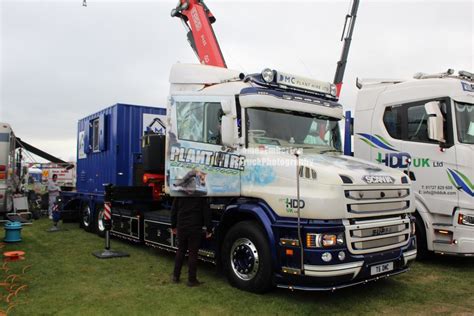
[[98, 114, 106, 152], [166, 95, 241, 197]]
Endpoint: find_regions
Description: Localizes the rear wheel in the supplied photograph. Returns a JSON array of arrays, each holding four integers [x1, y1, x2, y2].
[[95, 205, 106, 238], [222, 221, 273, 293], [81, 204, 95, 232]]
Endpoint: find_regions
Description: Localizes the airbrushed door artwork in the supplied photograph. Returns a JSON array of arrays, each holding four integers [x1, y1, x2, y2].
[[167, 97, 243, 197]]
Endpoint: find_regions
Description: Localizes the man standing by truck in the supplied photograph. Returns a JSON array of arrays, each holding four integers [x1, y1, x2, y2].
[[47, 174, 60, 219], [171, 197, 212, 287]]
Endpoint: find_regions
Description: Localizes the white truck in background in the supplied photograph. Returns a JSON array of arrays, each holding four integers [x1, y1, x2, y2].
[[1, 122, 75, 218], [347, 69, 474, 257], [0, 123, 19, 214], [36, 163, 76, 190]]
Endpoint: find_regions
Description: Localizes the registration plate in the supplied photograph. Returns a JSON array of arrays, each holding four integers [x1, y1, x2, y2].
[[370, 262, 394, 276]]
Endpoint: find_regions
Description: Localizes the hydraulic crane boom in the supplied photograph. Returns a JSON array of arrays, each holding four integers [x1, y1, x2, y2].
[[333, 0, 360, 98], [171, 0, 227, 68]]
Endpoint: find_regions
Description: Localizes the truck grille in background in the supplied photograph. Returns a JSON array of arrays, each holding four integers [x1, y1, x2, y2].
[[344, 216, 411, 254], [345, 189, 410, 214]]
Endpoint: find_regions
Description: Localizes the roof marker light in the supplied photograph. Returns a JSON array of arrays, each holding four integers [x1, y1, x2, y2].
[[330, 84, 337, 97]]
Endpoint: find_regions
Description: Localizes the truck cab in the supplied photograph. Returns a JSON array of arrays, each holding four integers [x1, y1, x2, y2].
[[165, 63, 417, 291], [352, 70, 474, 256]]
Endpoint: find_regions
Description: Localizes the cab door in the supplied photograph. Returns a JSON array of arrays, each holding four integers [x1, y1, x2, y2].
[[166, 95, 241, 197], [390, 99, 458, 217]]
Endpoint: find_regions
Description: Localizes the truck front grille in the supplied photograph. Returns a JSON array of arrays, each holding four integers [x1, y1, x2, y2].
[[345, 189, 410, 215], [344, 216, 411, 254], [348, 201, 409, 214]]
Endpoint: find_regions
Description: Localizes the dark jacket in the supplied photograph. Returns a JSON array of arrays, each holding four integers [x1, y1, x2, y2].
[[171, 197, 211, 233]]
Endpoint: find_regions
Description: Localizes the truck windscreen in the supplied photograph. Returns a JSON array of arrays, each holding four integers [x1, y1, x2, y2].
[[246, 107, 341, 153], [455, 102, 474, 144]]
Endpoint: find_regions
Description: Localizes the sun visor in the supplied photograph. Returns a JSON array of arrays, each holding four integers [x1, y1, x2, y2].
[[239, 89, 343, 119], [452, 95, 474, 104]]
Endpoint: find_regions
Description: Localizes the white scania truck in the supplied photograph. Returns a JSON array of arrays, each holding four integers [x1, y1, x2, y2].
[[65, 0, 417, 293], [65, 63, 418, 292], [165, 64, 418, 291], [348, 69, 474, 257]]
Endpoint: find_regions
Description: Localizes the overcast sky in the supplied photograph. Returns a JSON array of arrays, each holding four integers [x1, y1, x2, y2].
[[1, 0, 473, 162]]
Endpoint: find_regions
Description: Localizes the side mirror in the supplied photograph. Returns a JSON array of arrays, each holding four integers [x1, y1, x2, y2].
[[424, 101, 445, 143], [220, 115, 235, 148]]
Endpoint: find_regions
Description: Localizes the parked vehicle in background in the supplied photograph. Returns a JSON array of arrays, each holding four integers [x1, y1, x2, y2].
[[1, 122, 75, 219], [0, 123, 19, 215], [36, 163, 76, 190], [346, 69, 474, 257]]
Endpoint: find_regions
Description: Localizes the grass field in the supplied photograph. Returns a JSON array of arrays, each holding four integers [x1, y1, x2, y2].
[[1, 219, 473, 315]]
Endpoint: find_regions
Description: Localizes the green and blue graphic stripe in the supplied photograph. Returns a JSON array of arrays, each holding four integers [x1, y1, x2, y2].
[[447, 169, 474, 197], [357, 133, 398, 152]]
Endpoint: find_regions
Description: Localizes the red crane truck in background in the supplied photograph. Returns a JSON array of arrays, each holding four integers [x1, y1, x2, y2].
[[63, 0, 417, 293]]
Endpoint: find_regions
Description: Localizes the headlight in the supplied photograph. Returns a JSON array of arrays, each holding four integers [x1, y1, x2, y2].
[[261, 68, 275, 83], [306, 233, 345, 248], [458, 213, 474, 226]]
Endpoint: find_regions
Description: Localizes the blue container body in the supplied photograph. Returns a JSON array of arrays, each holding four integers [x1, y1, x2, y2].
[[76, 103, 166, 195]]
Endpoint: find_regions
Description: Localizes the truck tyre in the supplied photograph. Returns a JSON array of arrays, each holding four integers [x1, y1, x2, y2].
[[222, 221, 273, 293], [415, 212, 431, 260], [81, 204, 95, 233], [95, 205, 106, 238]]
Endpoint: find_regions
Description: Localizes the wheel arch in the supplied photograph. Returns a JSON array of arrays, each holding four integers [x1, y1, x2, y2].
[[215, 199, 277, 270], [414, 196, 434, 251]]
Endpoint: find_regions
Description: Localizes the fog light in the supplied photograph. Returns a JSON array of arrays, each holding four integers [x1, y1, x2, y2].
[[321, 252, 332, 262], [261, 68, 275, 83], [338, 251, 346, 261]]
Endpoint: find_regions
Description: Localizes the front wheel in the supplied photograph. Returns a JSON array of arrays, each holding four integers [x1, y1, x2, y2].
[[415, 213, 431, 260], [222, 221, 273, 293]]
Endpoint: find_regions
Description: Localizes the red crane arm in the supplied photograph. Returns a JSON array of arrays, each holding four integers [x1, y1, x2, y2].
[[171, 0, 227, 68]]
